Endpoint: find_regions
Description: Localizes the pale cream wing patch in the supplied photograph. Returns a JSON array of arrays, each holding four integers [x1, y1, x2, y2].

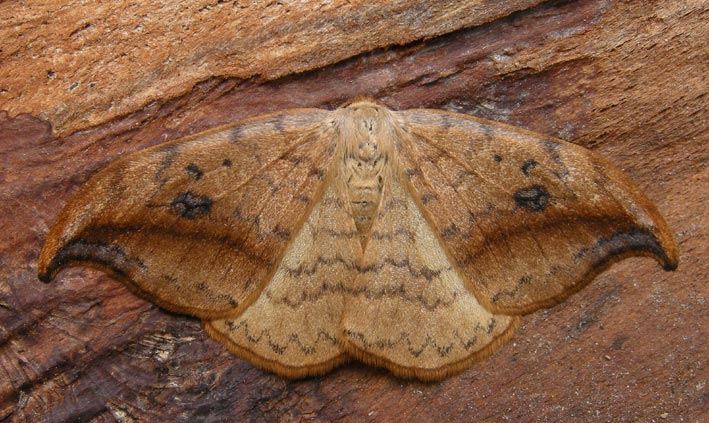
[[339, 174, 518, 380], [205, 183, 361, 378]]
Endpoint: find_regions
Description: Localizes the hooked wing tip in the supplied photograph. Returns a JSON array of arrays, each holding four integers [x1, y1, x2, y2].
[[37, 236, 139, 285], [590, 227, 678, 272], [661, 246, 679, 271], [37, 242, 58, 283], [37, 268, 54, 283]]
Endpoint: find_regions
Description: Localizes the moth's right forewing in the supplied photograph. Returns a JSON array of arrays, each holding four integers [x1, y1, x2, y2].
[[38, 109, 337, 319], [395, 109, 677, 315]]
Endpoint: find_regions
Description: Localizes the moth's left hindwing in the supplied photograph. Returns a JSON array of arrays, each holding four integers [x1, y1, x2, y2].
[[38, 109, 336, 319]]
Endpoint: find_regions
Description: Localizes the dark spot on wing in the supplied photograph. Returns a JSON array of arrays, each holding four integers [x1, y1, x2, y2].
[[185, 163, 203, 180], [309, 167, 325, 180], [521, 159, 538, 176], [171, 191, 213, 219], [494, 154, 503, 162], [222, 159, 232, 167], [441, 224, 460, 239], [406, 168, 422, 179], [421, 193, 437, 204], [271, 225, 291, 240], [513, 185, 551, 212]]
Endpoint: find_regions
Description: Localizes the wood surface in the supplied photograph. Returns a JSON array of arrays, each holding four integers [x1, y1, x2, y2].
[[0, 0, 706, 421]]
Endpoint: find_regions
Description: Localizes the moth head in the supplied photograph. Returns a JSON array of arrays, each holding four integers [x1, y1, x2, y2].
[[337, 100, 396, 163]]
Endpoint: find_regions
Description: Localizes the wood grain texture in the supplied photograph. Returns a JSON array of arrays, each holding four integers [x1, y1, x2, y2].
[[1, 0, 706, 421], [0, 0, 544, 136]]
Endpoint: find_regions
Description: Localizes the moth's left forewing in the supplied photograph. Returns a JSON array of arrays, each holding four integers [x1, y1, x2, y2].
[[38, 109, 338, 319], [394, 109, 678, 315]]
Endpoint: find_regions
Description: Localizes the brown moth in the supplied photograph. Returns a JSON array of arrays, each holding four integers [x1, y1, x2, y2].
[[38, 99, 678, 380]]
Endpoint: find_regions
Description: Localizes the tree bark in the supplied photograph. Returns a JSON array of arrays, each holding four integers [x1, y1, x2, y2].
[[0, 0, 706, 422]]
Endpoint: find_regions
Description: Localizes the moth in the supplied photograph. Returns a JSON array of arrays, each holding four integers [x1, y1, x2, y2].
[[38, 98, 678, 380]]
